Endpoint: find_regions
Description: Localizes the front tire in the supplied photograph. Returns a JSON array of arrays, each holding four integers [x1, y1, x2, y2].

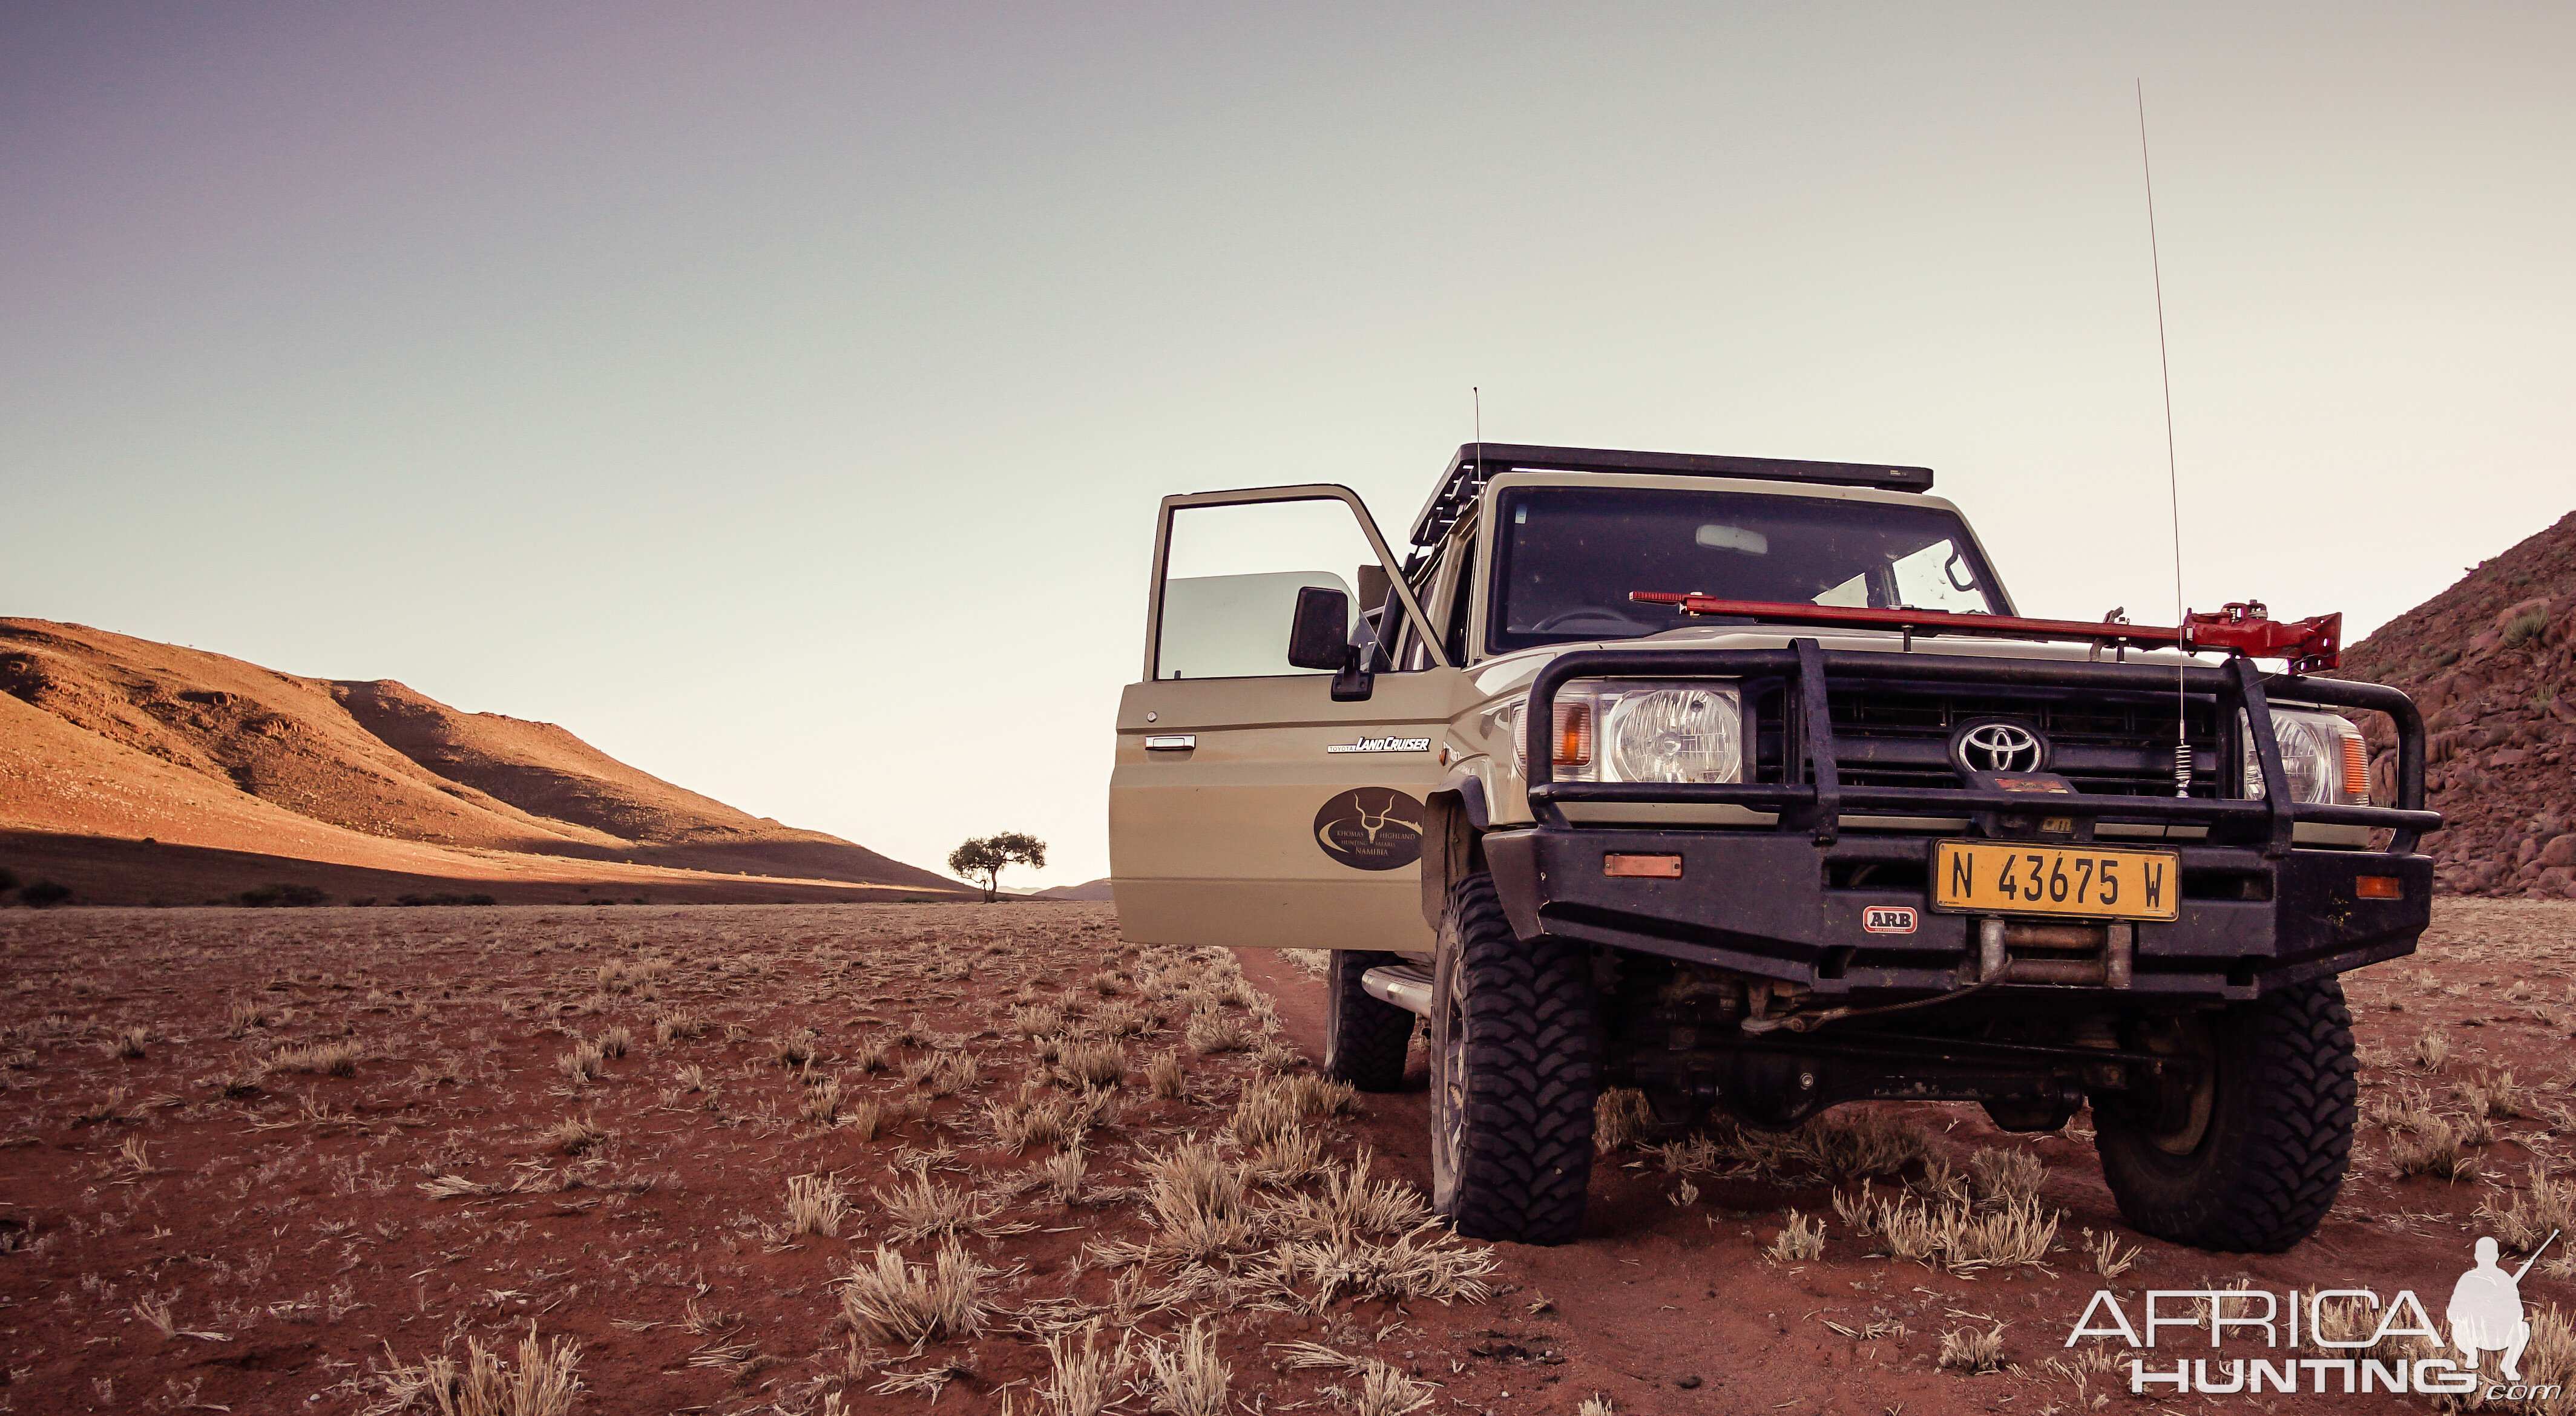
[[1430, 873, 1597, 1245], [1322, 949, 1413, 1092], [2092, 978, 2357, 1253]]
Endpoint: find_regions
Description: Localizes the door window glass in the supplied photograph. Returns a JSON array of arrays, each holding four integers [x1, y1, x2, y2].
[[1157, 500, 1382, 680]]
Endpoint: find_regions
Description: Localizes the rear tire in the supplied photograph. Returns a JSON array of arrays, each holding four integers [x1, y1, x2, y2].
[[1322, 949, 1413, 1092], [2092, 978, 2356, 1253], [1430, 873, 1597, 1245]]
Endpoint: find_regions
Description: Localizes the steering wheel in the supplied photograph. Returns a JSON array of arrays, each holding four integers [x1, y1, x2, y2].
[[1530, 607, 1649, 634]]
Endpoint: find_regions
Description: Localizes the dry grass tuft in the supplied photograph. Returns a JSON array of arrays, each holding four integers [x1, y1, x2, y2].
[[1272, 1341, 1436, 1416], [1011, 1003, 1066, 1038], [1142, 1317, 1230, 1416], [1938, 1322, 2006, 1374], [2413, 1026, 2453, 1072], [770, 1031, 818, 1069], [2462, 1068, 2531, 1119], [798, 1079, 844, 1126], [1041, 1320, 1134, 1416], [2083, 1226, 2141, 1279], [1765, 1208, 1825, 1262], [912, 1050, 982, 1097], [554, 1041, 603, 1084], [1056, 1041, 1125, 1090], [651, 1012, 709, 1045], [269, 1041, 361, 1077], [1794, 1109, 1932, 1179], [786, 1173, 847, 1238], [2390, 1115, 2483, 1181], [1263, 1148, 1431, 1241], [844, 1098, 884, 1142], [838, 1242, 993, 1353], [985, 1092, 1076, 1153], [1184, 1008, 1250, 1055], [1043, 1145, 1088, 1204], [1868, 1192, 2061, 1273], [539, 1115, 608, 1156], [1246, 1224, 1499, 1311], [872, 1171, 1030, 1244], [1093, 1000, 1155, 1038], [1138, 1138, 1256, 1264], [1146, 1049, 1188, 1101], [1594, 1087, 1653, 1152], [1651, 1107, 1928, 1183], [364, 1325, 583, 1416], [1966, 1147, 2044, 1206], [2480, 1163, 2576, 1250]]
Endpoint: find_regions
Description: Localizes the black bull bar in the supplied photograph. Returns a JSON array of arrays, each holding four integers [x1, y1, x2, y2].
[[1520, 641, 2438, 855]]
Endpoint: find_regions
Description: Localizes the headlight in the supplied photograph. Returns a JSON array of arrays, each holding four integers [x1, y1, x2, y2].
[[2241, 709, 2368, 805], [1508, 681, 1743, 784], [1605, 687, 1742, 782]]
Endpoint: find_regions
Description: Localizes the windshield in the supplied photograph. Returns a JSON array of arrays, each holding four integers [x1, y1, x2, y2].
[[1488, 485, 2007, 653]]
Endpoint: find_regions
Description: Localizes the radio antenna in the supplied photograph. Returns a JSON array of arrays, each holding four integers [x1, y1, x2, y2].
[[2137, 81, 2192, 797]]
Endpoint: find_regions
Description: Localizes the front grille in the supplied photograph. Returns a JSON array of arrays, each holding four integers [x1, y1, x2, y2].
[[1749, 680, 2224, 801]]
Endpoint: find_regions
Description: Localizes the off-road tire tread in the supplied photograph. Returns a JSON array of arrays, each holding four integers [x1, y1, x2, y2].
[[2097, 978, 2356, 1254], [1439, 874, 1597, 1246], [1323, 950, 1413, 1092]]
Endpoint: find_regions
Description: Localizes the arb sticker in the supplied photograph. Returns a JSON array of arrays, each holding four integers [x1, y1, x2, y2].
[[1313, 789, 1425, 871], [1863, 906, 1918, 934]]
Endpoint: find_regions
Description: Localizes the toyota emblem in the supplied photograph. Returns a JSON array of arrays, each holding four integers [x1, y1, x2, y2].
[[1949, 719, 2049, 774]]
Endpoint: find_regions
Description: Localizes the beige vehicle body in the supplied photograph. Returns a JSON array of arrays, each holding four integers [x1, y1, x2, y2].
[[1109, 467, 2373, 954]]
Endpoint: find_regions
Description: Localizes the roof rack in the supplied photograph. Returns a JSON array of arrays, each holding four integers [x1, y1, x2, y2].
[[1404, 443, 1936, 547]]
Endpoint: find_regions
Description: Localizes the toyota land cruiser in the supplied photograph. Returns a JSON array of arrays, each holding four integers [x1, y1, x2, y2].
[[1109, 444, 2437, 1251]]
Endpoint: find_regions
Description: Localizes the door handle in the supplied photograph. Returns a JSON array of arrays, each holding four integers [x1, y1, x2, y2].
[[1144, 735, 1196, 751]]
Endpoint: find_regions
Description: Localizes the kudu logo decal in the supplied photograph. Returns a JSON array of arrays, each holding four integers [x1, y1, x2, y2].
[[1313, 789, 1425, 871]]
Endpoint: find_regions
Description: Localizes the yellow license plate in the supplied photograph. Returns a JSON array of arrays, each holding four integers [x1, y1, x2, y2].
[[1931, 840, 2180, 921]]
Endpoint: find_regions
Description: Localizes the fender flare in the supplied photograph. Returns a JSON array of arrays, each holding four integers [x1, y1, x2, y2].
[[1420, 766, 1491, 930]]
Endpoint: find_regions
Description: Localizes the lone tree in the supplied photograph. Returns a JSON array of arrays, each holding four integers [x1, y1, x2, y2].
[[948, 831, 1046, 902]]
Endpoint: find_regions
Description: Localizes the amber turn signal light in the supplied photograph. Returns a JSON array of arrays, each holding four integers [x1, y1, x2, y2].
[[1552, 703, 1593, 766], [2356, 876, 2404, 899], [1605, 853, 1682, 879]]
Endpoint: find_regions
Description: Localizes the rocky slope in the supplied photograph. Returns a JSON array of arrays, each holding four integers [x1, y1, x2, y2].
[[0, 617, 964, 902], [2340, 510, 2576, 896]]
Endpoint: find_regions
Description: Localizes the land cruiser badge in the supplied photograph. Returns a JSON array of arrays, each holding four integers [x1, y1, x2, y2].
[[1326, 736, 1431, 754], [1313, 789, 1425, 871]]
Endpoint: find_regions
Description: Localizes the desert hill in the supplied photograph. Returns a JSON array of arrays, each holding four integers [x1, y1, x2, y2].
[[0, 618, 965, 903], [2340, 509, 2576, 896], [1028, 877, 1115, 902]]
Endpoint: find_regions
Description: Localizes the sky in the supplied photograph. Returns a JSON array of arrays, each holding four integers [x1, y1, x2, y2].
[[5, 2, 2571, 888]]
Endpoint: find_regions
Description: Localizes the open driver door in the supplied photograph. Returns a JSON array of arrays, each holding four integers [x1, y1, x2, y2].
[[1109, 485, 1457, 951]]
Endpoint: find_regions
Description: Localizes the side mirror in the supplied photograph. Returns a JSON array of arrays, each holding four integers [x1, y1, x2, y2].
[[1286, 587, 1352, 671]]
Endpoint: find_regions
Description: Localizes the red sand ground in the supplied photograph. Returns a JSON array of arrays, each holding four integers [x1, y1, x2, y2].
[[1, 900, 2572, 1415]]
